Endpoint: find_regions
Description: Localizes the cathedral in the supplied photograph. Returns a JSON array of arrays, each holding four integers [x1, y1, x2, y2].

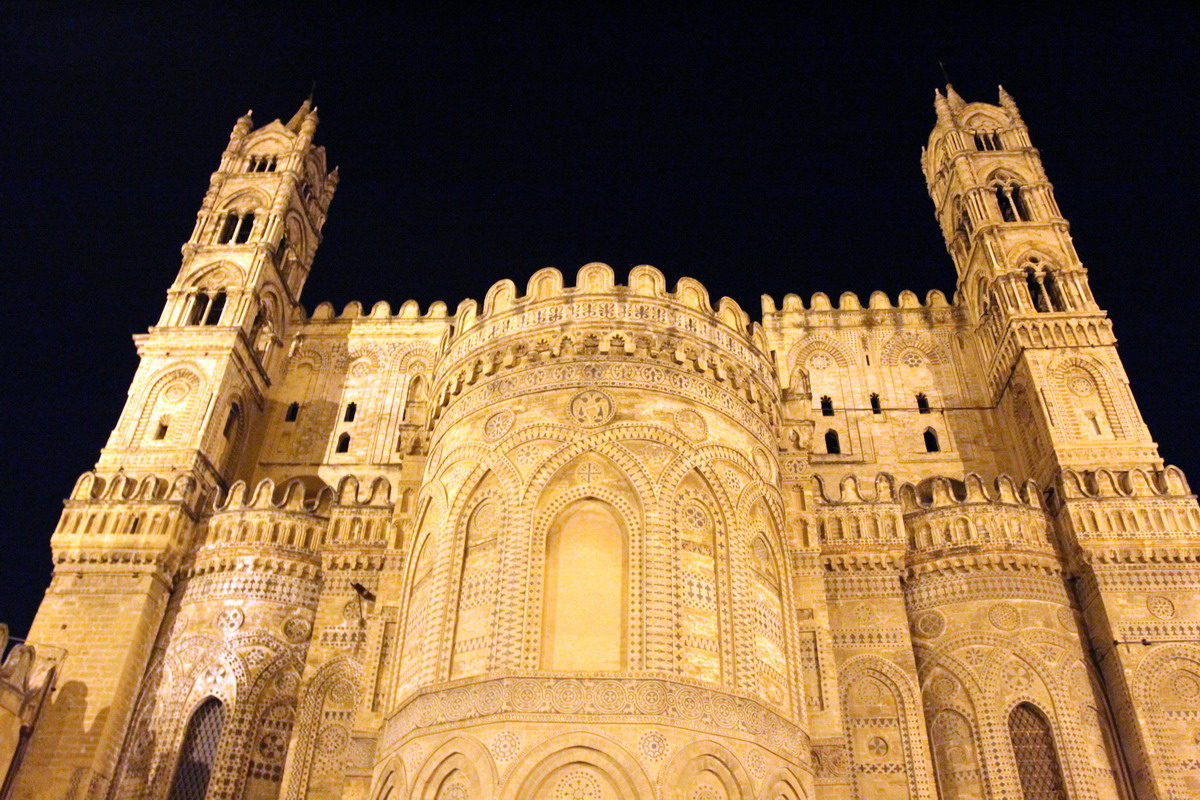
[[3, 85, 1199, 800]]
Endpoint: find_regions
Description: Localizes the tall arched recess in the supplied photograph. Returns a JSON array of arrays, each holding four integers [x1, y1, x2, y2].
[[541, 499, 627, 671], [167, 697, 225, 800], [1008, 702, 1067, 800]]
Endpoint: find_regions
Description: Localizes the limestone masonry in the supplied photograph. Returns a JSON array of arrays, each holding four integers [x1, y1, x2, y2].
[[5, 87, 1199, 800]]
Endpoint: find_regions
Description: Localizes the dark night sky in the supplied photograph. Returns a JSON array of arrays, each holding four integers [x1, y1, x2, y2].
[[2, 6, 1198, 638]]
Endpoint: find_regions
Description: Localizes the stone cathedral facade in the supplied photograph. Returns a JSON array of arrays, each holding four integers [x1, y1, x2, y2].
[[8, 86, 1200, 800]]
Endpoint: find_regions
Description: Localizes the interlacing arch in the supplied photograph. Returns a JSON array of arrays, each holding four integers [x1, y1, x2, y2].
[[411, 737, 496, 800], [282, 656, 364, 800], [658, 740, 755, 800], [837, 654, 937, 800], [504, 732, 655, 800], [1131, 643, 1200, 799]]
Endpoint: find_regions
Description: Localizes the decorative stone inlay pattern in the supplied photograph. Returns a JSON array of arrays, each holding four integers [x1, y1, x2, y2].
[[568, 389, 615, 427], [673, 408, 708, 441], [382, 676, 809, 755], [214, 607, 244, 633], [915, 610, 946, 639], [637, 731, 668, 762], [483, 409, 515, 440], [988, 603, 1020, 631], [1147, 595, 1176, 620], [282, 617, 311, 643]]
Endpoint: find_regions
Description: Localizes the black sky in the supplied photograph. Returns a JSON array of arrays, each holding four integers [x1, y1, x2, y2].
[[2, 6, 1198, 638]]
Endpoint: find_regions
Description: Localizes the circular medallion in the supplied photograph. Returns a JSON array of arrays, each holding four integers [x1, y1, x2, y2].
[[681, 502, 712, 534], [930, 675, 958, 700], [1057, 607, 1075, 630], [492, 731, 520, 761], [900, 350, 924, 368], [258, 732, 286, 762], [867, 736, 889, 757], [551, 679, 586, 713], [988, 603, 1020, 631], [635, 680, 669, 714], [483, 409, 514, 441], [1068, 376, 1096, 396], [283, 617, 312, 644], [511, 679, 546, 712], [1147, 595, 1176, 620], [673, 409, 708, 441], [639, 730, 668, 761], [593, 680, 627, 713], [809, 353, 832, 370], [568, 390, 615, 427], [915, 611, 946, 639], [342, 599, 362, 622], [215, 607, 244, 633], [1173, 673, 1200, 701]]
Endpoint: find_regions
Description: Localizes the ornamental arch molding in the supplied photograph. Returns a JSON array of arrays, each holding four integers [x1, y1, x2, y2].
[[411, 736, 496, 800], [659, 739, 756, 800], [502, 732, 655, 800]]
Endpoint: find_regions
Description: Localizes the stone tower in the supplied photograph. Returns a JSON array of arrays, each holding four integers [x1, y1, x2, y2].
[[11, 100, 337, 799], [8, 87, 1200, 800]]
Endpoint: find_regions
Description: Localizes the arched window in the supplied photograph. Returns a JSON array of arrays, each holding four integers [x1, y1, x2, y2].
[[344, 402, 357, 422], [1026, 268, 1047, 312], [206, 292, 226, 325], [336, 433, 350, 453], [870, 393, 881, 414], [217, 213, 238, 244], [1009, 703, 1068, 800], [1044, 272, 1065, 311], [820, 396, 834, 416], [1012, 185, 1032, 221], [995, 184, 1017, 222], [285, 402, 299, 422], [234, 211, 255, 244], [188, 292, 209, 325], [916, 393, 930, 414], [222, 403, 240, 439], [924, 428, 940, 452], [167, 697, 225, 800], [402, 376, 428, 424], [542, 499, 626, 670], [824, 429, 841, 455]]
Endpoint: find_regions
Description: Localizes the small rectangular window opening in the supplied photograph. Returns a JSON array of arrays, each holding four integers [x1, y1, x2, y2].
[[285, 402, 300, 422], [154, 420, 170, 440]]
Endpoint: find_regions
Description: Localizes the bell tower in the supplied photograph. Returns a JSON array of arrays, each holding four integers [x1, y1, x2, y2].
[[922, 85, 1099, 328], [94, 98, 338, 491], [13, 101, 336, 799]]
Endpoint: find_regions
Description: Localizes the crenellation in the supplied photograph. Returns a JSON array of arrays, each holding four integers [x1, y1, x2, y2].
[[10, 88, 1200, 800]]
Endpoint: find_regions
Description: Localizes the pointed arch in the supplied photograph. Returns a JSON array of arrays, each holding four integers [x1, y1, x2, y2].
[[1008, 703, 1068, 800], [504, 732, 654, 800], [659, 740, 754, 800], [411, 737, 496, 800], [166, 697, 225, 800], [541, 498, 628, 670]]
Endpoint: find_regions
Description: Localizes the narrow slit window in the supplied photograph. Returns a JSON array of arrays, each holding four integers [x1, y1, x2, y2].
[[154, 418, 170, 440], [916, 393, 930, 414], [1044, 272, 1065, 311], [870, 393, 881, 414], [129, 517, 140, 534], [344, 402, 357, 422], [234, 212, 255, 243], [824, 429, 841, 455], [206, 292, 226, 325], [223, 403, 240, 439], [820, 396, 834, 416], [336, 433, 351, 453], [285, 402, 299, 422], [924, 428, 940, 452]]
